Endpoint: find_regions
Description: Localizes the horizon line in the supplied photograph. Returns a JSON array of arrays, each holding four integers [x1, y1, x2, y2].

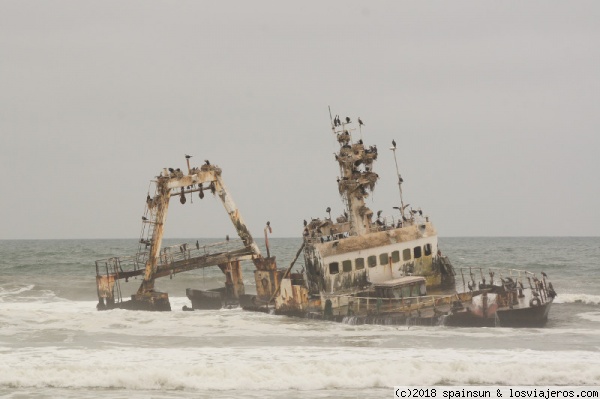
[[1, 235, 599, 241]]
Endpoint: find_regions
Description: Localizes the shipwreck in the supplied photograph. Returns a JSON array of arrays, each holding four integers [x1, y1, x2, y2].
[[94, 111, 556, 327]]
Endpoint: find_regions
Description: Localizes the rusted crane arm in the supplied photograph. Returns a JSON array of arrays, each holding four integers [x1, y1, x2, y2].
[[214, 173, 262, 258]]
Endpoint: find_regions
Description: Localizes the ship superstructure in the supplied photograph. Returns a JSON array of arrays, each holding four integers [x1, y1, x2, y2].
[[300, 113, 455, 312]]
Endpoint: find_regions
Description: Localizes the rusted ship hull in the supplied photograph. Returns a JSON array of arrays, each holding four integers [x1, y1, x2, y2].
[[97, 292, 172, 312], [495, 300, 553, 327], [270, 268, 556, 328], [275, 297, 553, 328], [443, 301, 552, 328]]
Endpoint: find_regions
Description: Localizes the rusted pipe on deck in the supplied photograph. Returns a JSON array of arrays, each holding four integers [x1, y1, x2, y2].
[[264, 221, 272, 258], [268, 242, 305, 304]]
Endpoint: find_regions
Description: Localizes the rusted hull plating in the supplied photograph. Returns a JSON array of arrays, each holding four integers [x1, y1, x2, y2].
[[272, 267, 556, 328]]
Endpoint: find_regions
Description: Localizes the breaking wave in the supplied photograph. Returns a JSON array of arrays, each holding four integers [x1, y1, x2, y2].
[[578, 312, 600, 323], [0, 347, 598, 391], [0, 284, 35, 297], [555, 293, 600, 305]]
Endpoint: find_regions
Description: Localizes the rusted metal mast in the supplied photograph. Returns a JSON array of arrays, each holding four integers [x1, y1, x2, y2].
[[139, 165, 261, 291], [97, 160, 272, 311], [137, 177, 171, 294], [390, 142, 406, 220], [335, 122, 378, 236]]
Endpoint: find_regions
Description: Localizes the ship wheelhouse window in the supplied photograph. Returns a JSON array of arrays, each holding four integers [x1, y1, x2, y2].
[[391, 251, 400, 263], [342, 260, 352, 272], [355, 257, 365, 270], [424, 244, 432, 256], [379, 253, 389, 265], [329, 262, 339, 274], [368, 255, 377, 267], [414, 246, 422, 259], [402, 248, 411, 261], [401, 286, 411, 298]]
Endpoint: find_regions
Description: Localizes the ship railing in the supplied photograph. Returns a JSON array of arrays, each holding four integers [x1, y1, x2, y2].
[[369, 214, 429, 233], [453, 266, 554, 302], [303, 231, 358, 245], [95, 238, 245, 276], [330, 292, 461, 315], [369, 215, 398, 233], [454, 266, 538, 287], [156, 238, 244, 268], [95, 253, 148, 277]]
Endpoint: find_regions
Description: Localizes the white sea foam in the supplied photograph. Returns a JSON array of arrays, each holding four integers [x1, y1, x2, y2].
[[0, 346, 598, 390], [2, 297, 600, 343], [1, 296, 599, 393], [555, 293, 600, 305], [0, 284, 35, 298], [578, 312, 600, 323]]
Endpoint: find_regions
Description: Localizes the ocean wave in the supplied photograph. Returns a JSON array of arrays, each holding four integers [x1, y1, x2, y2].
[[0, 284, 63, 304], [2, 297, 599, 341], [578, 312, 600, 323], [0, 347, 597, 390], [0, 284, 36, 302], [0, 284, 35, 296], [554, 293, 600, 305]]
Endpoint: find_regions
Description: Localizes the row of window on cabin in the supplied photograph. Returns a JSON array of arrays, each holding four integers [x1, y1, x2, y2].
[[328, 244, 432, 274]]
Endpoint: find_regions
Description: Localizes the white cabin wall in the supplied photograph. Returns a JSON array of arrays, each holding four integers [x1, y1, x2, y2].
[[321, 235, 439, 292]]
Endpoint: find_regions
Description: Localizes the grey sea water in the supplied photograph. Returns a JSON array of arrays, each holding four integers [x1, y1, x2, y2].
[[0, 237, 599, 398]]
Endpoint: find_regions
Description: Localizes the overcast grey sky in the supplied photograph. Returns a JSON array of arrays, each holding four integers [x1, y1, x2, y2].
[[1, 1, 599, 239]]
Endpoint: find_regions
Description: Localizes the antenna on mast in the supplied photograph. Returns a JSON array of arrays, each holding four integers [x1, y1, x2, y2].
[[390, 139, 406, 220], [328, 106, 335, 131]]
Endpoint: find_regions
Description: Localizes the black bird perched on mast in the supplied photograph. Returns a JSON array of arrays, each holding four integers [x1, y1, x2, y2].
[[392, 139, 397, 149], [345, 116, 351, 123], [185, 154, 192, 159], [358, 117, 364, 126]]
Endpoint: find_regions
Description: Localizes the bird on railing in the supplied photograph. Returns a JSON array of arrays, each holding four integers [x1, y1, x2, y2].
[[467, 281, 474, 292], [547, 282, 557, 298]]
